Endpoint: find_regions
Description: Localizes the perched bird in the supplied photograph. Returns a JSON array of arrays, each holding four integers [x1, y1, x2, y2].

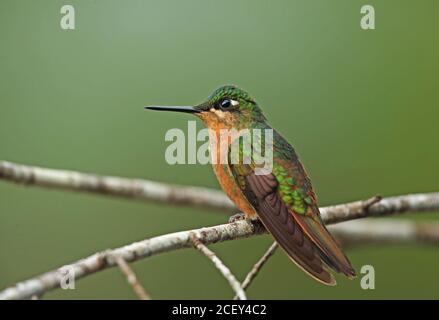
[[145, 85, 355, 285]]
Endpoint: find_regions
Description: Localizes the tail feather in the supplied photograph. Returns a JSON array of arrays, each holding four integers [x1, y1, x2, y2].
[[292, 211, 356, 278], [241, 171, 355, 284], [257, 200, 337, 285]]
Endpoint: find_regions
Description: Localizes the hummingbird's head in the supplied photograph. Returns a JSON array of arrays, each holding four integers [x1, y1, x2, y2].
[[145, 85, 266, 130]]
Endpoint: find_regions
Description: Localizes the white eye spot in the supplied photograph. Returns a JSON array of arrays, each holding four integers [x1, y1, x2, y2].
[[219, 99, 239, 110]]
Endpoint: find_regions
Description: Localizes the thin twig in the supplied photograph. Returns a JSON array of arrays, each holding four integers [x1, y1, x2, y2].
[[111, 254, 151, 300], [189, 234, 247, 300], [1, 192, 439, 299], [0, 160, 235, 212], [233, 242, 278, 300]]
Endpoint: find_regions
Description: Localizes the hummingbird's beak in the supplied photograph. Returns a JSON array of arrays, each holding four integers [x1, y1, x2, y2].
[[144, 105, 200, 114]]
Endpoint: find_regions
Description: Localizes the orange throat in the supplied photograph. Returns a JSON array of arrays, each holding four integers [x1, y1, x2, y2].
[[197, 112, 258, 218]]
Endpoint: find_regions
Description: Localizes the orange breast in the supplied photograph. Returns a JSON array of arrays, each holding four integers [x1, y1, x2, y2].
[[202, 117, 257, 218], [212, 162, 258, 218]]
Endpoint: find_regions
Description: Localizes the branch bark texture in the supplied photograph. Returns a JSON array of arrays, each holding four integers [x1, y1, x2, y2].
[[1, 191, 438, 300], [1, 161, 439, 299]]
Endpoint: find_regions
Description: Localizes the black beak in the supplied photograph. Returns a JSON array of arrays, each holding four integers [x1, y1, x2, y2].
[[144, 105, 200, 114]]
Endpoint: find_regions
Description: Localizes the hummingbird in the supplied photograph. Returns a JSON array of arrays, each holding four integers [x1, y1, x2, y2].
[[145, 85, 355, 285]]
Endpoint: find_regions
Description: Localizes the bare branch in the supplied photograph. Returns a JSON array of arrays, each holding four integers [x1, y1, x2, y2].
[[110, 254, 151, 300], [0, 219, 262, 300], [235, 214, 439, 297], [0, 161, 235, 212], [234, 242, 278, 300], [320, 193, 439, 224], [2, 161, 439, 221], [234, 193, 439, 295], [331, 219, 439, 246], [1, 192, 438, 300], [189, 234, 247, 300]]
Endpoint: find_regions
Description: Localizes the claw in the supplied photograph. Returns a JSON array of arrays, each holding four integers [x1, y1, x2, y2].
[[228, 212, 246, 223]]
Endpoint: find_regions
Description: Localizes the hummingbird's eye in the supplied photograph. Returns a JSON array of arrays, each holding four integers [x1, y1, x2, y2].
[[219, 99, 239, 110]]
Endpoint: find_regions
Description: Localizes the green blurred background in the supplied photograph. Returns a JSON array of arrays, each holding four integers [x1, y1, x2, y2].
[[1, 0, 438, 299]]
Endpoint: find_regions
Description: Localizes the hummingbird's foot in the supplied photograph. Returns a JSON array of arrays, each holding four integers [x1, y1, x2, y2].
[[228, 212, 247, 223]]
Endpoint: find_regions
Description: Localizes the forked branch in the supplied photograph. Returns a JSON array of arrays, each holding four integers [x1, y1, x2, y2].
[[190, 234, 247, 300], [1, 191, 438, 300], [1, 161, 439, 300]]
